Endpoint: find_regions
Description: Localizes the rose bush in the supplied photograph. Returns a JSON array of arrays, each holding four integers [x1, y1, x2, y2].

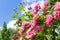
[[12, 0, 60, 40]]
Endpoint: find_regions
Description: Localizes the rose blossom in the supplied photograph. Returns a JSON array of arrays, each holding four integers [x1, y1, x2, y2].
[[54, 2, 60, 11], [32, 15, 39, 27], [22, 21, 29, 26], [33, 14, 39, 21], [26, 27, 36, 39], [32, 3, 40, 15], [16, 19, 19, 24], [55, 2, 60, 8], [26, 27, 33, 34], [19, 26, 25, 35], [46, 15, 53, 26], [53, 11, 60, 20], [41, 2, 49, 14], [34, 26, 44, 31], [32, 8, 37, 15], [54, 7, 60, 11], [34, 3, 40, 11], [53, 2, 60, 20], [14, 33, 20, 40]]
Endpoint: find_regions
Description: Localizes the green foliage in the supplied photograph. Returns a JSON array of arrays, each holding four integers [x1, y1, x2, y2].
[[1, 22, 8, 40], [25, 11, 33, 20], [11, 5, 26, 18], [33, 31, 47, 40], [0, 22, 18, 40]]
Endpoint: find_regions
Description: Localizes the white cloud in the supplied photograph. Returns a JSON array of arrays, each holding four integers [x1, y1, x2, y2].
[[0, 27, 2, 30], [7, 20, 16, 29]]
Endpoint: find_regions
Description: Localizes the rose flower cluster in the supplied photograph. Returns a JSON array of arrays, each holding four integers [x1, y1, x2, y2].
[[14, 1, 60, 40]]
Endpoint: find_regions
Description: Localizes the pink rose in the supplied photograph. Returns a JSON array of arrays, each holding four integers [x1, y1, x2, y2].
[[14, 33, 20, 40], [32, 9, 37, 15], [34, 26, 44, 31], [32, 15, 39, 27], [22, 21, 29, 26], [53, 11, 60, 20], [46, 15, 53, 26], [55, 2, 60, 7], [26, 22, 32, 27], [33, 15, 39, 21], [32, 3, 40, 15], [26, 27, 33, 34], [16, 19, 19, 24], [54, 7, 60, 11], [19, 26, 25, 35], [54, 2, 60, 11], [36, 26, 44, 31], [53, 2, 60, 20], [41, 2, 49, 14], [26, 28, 36, 39], [34, 3, 40, 11]]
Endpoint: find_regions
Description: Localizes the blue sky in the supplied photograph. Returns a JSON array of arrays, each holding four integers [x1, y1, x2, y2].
[[0, 0, 21, 27], [0, 0, 46, 27]]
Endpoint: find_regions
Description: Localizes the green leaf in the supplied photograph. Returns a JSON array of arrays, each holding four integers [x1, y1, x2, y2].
[[25, 11, 33, 20], [11, 13, 18, 18], [49, 6, 54, 14], [19, 5, 25, 12], [19, 15, 25, 22], [46, 35, 52, 40], [56, 35, 60, 40]]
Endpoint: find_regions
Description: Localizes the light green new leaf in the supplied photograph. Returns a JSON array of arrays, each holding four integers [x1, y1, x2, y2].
[[19, 5, 26, 12], [11, 13, 18, 18]]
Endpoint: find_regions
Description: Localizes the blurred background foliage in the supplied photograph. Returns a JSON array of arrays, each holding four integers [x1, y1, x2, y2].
[[0, 22, 18, 40]]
